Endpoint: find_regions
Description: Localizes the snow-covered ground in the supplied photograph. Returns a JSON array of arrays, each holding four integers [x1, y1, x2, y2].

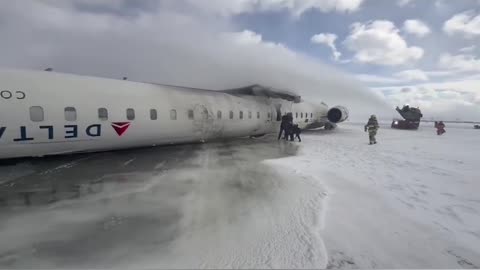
[[0, 122, 479, 268], [276, 122, 480, 268]]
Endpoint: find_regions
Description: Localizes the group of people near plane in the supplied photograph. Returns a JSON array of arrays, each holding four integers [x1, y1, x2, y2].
[[364, 115, 448, 145], [277, 113, 302, 142], [277, 111, 447, 146], [277, 112, 381, 145]]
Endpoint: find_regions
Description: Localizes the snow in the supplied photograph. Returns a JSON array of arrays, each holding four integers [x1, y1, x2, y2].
[[1, 122, 479, 268], [274, 122, 480, 268]]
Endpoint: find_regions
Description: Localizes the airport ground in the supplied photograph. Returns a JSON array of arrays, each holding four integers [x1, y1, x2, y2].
[[0, 122, 479, 268]]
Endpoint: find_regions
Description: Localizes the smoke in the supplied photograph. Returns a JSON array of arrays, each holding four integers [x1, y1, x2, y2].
[[0, 0, 390, 121]]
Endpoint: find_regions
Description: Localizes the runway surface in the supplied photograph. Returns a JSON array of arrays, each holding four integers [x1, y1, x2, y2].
[[1, 123, 480, 268], [1, 135, 327, 269]]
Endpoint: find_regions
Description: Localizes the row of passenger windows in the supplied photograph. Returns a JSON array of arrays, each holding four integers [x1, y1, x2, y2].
[[297, 112, 313, 119], [29, 106, 314, 122]]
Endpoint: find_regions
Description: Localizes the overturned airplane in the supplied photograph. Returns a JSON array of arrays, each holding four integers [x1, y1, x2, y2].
[[0, 69, 348, 159]]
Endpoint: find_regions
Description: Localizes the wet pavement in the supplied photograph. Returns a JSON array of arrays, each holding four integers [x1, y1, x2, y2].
[[0, 135, 299, 207], [0, 135, 301, 268]]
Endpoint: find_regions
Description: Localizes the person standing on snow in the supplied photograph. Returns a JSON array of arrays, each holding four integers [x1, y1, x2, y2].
[[436, 121, 446, 135], [364, 115, 379, 145]]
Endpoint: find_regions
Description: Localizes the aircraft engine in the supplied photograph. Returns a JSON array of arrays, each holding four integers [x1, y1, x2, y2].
[[327, 106, 349, 123]]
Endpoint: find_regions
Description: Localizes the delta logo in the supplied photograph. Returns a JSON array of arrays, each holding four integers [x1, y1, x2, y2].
[[111, 122, 131, 136]]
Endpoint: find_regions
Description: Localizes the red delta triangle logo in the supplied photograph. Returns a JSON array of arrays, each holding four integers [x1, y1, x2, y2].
[[111, 122, 131, 136]]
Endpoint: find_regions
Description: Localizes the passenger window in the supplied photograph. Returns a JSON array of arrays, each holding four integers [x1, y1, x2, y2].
[[98, 108, 108, 121], [230, 111, 234, 119], [240, 111, 244, 119], [150, 109, 157, 120], [301, 113, 303, 118], [296, 112, 298, 118], [311, 113, 313, 118], [64, 107, 77, 121], [217, 111, 222, 119], [170, 109, 177, 120], [30, 106, 44, 122], [127, 108, 135, 120], [257, 112, 260, 119], [248, 111, 252, 119], [268, 112, 271, 119], [188, 109, 194, 120]]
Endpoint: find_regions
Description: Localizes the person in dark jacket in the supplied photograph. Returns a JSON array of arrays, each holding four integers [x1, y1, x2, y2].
[[285, 122, 294, 141], [292, 124, 301, 142], [279, 113, 294, 140], [278, 115, 289, 140]]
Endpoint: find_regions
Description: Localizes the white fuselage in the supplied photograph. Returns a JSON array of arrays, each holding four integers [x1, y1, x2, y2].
[[0, 69, 331, 159]]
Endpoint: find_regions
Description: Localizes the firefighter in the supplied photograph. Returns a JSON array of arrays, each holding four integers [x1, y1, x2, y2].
[[364, 115, 379, 145]]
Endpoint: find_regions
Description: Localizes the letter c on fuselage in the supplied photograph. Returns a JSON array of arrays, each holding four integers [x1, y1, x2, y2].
[[16, 91, 26, 99]]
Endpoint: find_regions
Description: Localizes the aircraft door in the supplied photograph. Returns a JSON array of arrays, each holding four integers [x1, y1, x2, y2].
[[275, 104, 282, 121]]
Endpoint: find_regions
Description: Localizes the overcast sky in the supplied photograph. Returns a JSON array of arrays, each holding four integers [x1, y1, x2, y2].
[[1, 0, 479, 120]]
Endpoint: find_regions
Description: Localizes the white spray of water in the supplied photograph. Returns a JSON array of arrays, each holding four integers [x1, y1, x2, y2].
[[0, 1, 391, 120]]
